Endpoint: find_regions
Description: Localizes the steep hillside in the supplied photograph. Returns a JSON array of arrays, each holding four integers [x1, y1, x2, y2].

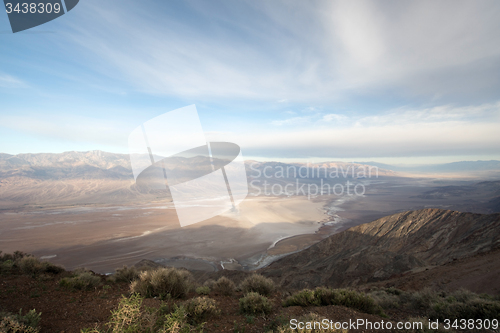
[[261, 208, 500, 290]]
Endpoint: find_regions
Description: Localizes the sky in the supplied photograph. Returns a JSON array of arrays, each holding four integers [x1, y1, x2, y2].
[[1, 0, 500, 164]]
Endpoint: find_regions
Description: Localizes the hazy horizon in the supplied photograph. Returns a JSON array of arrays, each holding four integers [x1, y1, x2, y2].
[[2, 148, 500, 167]]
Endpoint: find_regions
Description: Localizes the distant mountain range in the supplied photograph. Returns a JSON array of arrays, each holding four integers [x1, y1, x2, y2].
[[0, 151, 132, 180], [1, 150, 499, 208], [1, 150, 499, 179], [359, 160, 500, 175]]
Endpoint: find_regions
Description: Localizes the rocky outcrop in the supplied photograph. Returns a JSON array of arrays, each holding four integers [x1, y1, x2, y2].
[[261, 208, 500, 290]]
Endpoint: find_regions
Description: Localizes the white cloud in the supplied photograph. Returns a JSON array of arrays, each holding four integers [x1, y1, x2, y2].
[[0, 74, 27, 88], [59, 0, 500, 103], [271, 116, 313, 126], [322, 113, 349, 123], [242, 102, 500, 158]]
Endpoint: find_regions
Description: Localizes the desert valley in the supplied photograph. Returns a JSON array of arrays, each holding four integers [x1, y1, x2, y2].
[[1, 151, 499, 274]]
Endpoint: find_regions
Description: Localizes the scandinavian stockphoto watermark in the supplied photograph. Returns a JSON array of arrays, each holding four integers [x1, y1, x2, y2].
[[3, 0, 79, 33], [128, 105, 248, 227], [249, 161, 379, 199]]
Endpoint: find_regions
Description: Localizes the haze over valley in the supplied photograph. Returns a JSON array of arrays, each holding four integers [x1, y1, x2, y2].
[[1, 150, 499, 273]]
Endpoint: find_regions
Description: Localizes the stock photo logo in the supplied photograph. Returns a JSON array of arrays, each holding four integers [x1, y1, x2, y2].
[[128, 105, 248, 227], [3, 0, 79, 33]]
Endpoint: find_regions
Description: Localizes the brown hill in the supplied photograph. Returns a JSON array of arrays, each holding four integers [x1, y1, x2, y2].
[[261, 208, 500, 291]]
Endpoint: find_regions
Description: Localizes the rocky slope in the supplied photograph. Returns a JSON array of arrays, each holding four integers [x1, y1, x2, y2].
[[261, 208, 500, 290]]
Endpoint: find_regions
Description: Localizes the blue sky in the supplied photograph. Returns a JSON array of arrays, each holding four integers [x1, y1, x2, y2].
[[1, 0, 500, 164]]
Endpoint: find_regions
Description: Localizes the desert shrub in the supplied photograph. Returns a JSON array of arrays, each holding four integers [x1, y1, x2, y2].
[[371, 287, 500, 322], [240, 274, 275, 296], [382, 286, 404, 295], [273, 312, 347, 333], [195, 286, 210, 295], [446, 288, 476, 303], [111, 265, 140, 283], [0, 309, 41, 333], [203, 279, 216, 289], [212, 276, 235, 296], [16, 256, 64, 276], [282, 289, 319, 307], [82, 295, 191, 333], [130, 267, 193, 299], [430, 296, 500, 321], [369, 289, 400, 309], [404, 288, 441, 311], [239, 292, 273, 315], [107, 293, 143, 332], [283, 287, 384, 316], [43, 261, 65, 274], [17, 257, 44, 276], [0, 259, 14, 274], [0, 251, 29, 263], [183, 297, 220, 323], [60, 271, 101, 290], [161, 305, 199, 333]]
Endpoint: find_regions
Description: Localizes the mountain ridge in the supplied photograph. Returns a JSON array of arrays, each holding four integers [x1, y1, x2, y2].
[[260, 208, 500, 290]]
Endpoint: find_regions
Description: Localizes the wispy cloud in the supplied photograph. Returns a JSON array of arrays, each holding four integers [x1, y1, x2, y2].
[[271, 116, 313, 126], [0, 74, 27, 88], [59, 0, 500, 104], [0, 114, 131, 148], [246, 102, 500, 158]]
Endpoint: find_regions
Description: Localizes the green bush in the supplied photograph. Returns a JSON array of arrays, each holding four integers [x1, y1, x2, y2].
[[0, 309, 41, 333], [82, 295, 194, 333], [0, 259, 14, 274], [405, 288, 441, 311], [203, 279, 216, 289], [60, 271, 101, 290], [369, 287, 500, 322], [17, 256, 64, 276], [212, 276, 235, 296], [282, 289, 319, 307], [0, 251, 29, 263], [111, 265, 140, 283], [369, 289, 400, 309], [183, 297, 220, 323], [239, 292, 273, 315], [130, 267, 193, 299], [195, 286, 210, 295], [240, 274, 275, 296], [107, 293, 143, 332], [161, 305, 198, 333], [430, 297, 500, 321], [283, 287, 384, 316]]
